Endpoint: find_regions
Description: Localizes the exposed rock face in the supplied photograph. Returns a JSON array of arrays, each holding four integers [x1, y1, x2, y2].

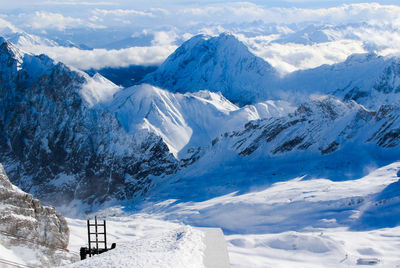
[[212, 96, 400, 157], [0, 37, 178, 208], [0, 163, 76, 267]]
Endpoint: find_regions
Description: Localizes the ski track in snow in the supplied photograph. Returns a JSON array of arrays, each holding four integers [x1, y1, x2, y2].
[[65, 162, 400, 267]]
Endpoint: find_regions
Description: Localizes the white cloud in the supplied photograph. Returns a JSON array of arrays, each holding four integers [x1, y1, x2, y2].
[[151, 30, 178, 46], [239, 35, 367, 74], [174, 2, 400, 27], [93, 8, 154, 17], [40, 1, 114, 5], [21, 11, 84, 31], [21, 44, 177, 69], [0, 17, 21, 35]]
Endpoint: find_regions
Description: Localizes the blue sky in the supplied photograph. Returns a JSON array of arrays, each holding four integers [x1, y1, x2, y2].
[[0, 0, 399, 10]]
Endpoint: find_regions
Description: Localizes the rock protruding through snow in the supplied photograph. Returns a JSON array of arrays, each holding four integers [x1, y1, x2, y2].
[[0, 163, 77, 267]]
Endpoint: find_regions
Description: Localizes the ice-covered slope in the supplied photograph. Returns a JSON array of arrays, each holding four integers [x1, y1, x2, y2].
[[0, 163, 77, 267], [106, 84, 294, 157], [144, 33, 278, 105]]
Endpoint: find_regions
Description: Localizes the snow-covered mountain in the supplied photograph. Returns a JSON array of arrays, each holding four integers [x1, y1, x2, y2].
[[0, 20, 400, 268], [144, 33, 400, 108], [0, 37, 178, 209], [2, 30, 400, 210], [216, 96, 399, 157], [0, 163, 76, 267], [144, 33, 278, 105], [280, 52, 400, 108]]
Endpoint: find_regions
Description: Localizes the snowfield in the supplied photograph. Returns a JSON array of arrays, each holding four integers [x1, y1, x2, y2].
[[64, 162, 400, 267]]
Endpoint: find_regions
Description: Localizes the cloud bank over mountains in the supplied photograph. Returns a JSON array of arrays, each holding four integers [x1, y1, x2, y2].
[[0, 2, 399, 71]]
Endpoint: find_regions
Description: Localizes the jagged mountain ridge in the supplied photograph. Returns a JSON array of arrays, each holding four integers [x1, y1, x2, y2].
[[0, 37, 178, 208], [225, 97, 400, 157]]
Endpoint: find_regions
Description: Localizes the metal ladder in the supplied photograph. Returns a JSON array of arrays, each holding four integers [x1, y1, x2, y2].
[[87, 216, 107, 256], [80, 216, 115, 260]]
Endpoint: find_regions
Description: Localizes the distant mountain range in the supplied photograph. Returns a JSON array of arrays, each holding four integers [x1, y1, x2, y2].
[[0, 32, 399, 212]]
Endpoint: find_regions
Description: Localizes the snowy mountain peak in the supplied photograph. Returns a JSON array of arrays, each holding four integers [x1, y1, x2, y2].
[[343, 52, 380, 65], [144, 33, 278, 105], [0, 35, 24, 63], [80, 72, 121, 107]]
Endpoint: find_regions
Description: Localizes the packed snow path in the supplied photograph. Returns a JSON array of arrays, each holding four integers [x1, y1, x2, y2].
[[65, 218, 230, 268]]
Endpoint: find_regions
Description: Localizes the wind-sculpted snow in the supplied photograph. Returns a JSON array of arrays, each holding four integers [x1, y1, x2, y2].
[[0, 38, 178, 209]]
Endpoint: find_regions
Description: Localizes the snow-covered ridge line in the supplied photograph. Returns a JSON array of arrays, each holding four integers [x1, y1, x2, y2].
[[211, 96, 400, 158], [106, 84, 294, 158]]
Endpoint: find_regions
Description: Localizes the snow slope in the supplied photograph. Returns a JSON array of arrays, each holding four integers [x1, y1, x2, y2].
[[63, 162, 400, 267], [106, 84, 294, 157], [65, 216, 205, 268]]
